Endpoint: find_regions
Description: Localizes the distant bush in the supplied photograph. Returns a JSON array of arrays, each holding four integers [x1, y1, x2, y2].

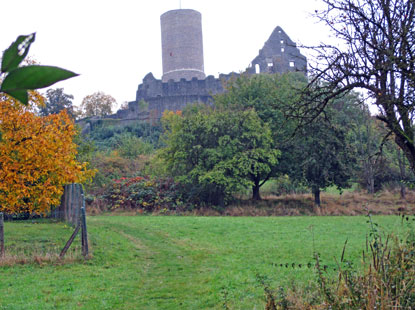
[[86, 151, 150, 195], [103, 176, 190, 213], [111, 133, 154, 158], [261, 176, 308, 196]]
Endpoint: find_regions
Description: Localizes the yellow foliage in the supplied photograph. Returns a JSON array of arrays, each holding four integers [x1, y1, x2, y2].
[[0, 93, 95, 215]]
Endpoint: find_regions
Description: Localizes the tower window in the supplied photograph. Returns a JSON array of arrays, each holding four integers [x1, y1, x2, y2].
[[281, 47, 285, 53], [289, 61, 295, 67]]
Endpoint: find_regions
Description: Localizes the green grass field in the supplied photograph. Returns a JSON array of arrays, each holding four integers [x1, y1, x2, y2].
[[0, 215, 407, 309]]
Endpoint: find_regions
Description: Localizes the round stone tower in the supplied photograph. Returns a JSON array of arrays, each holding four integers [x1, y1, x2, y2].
[[160, 9, 206, 82]]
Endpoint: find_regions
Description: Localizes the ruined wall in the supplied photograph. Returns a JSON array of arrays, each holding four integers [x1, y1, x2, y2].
[[247, 26, 307, 75]]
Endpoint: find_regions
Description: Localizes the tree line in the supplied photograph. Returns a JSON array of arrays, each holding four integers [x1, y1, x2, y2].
[[158, 73, 413, 207]]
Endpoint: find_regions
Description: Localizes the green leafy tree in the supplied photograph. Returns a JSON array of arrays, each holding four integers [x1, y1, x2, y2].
[[81, 91, 116, 117], [215, 72, 306, 178], [39, 88, 75, 118], [160, 108, 279, 205], [216, 73, 306, 135], [295, 115, 357, 206], [286, 91, 361, 206]]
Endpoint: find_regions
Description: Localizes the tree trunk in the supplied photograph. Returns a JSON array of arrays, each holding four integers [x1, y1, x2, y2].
[[313, 187, 321, 207], [252, 181, 261, 200], [211, 189, 225, 208], [394, 131, 415, 176], [400, 184, 406, 200], [365, 160, 375, 194], [364, 123, 375, 194], [397, 149, 406, 199]]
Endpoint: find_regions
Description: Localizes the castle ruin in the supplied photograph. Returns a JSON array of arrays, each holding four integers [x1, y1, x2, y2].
[[111, 9, 307, 121]]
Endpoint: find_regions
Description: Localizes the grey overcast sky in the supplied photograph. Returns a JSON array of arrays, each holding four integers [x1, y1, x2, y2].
[[1, 0, 330, 110]]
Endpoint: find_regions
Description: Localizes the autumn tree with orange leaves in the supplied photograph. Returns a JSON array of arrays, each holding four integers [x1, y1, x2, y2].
[[0, 93, 94, 215]]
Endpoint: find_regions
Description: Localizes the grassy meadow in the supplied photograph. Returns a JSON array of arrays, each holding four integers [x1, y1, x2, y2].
[[0, 215, 409, 309]]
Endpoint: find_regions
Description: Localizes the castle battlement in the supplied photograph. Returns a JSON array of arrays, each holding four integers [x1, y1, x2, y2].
[[111, 72, 239, 120], [137, 73, 224, 99]]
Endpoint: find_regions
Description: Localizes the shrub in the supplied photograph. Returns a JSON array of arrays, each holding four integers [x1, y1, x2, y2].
[[103, 176, 190, 213], [86, 151, 148, 190], [112, 133, 154, 158]]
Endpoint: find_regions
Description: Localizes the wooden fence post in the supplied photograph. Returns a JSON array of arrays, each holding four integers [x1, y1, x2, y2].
[[80, 189, 89, 257], [73, 184, 81, 226], [81, 186, 89, 258], [0, 212, 4, 258], [68, 184, 74, 223]]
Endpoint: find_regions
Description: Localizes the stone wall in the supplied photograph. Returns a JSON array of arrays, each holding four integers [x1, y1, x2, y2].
[[111, 72, 239, 120]]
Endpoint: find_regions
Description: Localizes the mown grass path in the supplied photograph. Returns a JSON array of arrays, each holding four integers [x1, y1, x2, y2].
[[0, 215, 405, 309]]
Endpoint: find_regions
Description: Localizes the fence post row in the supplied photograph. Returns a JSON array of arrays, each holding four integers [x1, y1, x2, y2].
[[59, 184, 89, 259]]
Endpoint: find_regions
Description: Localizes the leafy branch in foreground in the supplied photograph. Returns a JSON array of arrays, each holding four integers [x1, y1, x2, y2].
[[0, 33, 78, 105]]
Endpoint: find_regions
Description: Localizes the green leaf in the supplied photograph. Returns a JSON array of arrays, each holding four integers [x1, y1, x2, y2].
[[1, 33, 36, 73], [0, 65, 79, 92], [3, 90, 29, 105]]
